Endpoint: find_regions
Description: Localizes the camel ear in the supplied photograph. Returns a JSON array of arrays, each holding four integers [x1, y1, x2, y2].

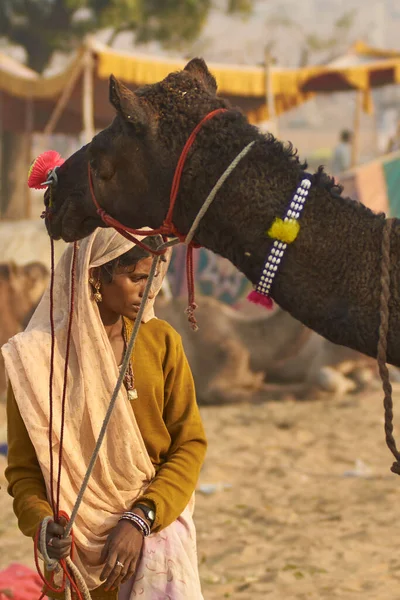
[[109, 75, 149, 132], [184, 58, 217, 95]]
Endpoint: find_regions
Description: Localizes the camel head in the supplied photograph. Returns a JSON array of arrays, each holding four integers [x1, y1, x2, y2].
[[45, 58, 228, 242]]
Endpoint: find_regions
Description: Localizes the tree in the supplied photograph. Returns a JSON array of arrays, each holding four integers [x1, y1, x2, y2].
[[0, 0, 253, 218]]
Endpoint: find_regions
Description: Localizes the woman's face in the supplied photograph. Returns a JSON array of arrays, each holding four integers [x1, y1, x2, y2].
[[98, 256, 158, 321]]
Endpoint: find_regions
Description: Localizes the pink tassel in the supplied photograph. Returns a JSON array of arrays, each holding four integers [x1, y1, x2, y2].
[[247, 290, 274, 309]]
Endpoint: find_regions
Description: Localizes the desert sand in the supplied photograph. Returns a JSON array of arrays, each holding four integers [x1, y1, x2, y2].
[[2, 388, 400, 599]]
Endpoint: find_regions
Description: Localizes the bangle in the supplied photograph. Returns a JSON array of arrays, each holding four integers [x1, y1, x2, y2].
[[120, 512, 151, 537]]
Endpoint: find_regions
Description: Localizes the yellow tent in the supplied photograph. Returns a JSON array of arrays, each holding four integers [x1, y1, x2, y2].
[[0, 39, 310, 134], [1, 38, 400, 136]]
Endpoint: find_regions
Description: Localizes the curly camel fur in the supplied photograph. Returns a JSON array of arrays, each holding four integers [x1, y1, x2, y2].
[[44, 59, 400, 365]]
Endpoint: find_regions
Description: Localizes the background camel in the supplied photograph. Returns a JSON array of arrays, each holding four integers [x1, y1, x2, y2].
[[0, 256, 375, 402], [156, 296, 377, 404], [0, 261, 49, 396], [42, 60, 400, 366]]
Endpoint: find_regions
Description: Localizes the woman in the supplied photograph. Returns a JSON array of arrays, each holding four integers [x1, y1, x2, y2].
[[3, 228, 207, 599]]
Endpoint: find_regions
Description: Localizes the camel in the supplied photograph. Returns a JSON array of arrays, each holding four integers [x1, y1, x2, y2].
[[0, 261, 49, 397], [156, 296, 376, 404], [43, 59, 400, 366]]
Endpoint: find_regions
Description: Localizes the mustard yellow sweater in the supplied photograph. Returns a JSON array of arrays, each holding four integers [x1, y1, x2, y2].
[[5, 318, 207, 599]]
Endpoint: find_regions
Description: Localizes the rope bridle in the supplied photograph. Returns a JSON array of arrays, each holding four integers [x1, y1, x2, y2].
[[88, 107, 255, 329], [88, 107, 225, 330]]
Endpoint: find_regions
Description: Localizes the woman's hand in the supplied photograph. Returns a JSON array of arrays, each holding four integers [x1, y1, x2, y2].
[[100, 519, 144, 591], [45, 516, 72, 560]]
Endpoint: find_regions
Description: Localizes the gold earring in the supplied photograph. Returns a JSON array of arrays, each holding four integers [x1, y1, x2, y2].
[[89, 277, 102, 303]]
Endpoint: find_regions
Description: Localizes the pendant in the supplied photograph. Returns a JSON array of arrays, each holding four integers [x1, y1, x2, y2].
[[128, 389, 138, 401]]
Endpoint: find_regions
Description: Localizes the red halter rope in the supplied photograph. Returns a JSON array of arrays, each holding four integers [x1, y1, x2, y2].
[[28, 108, 227, 597], [88, 107, 228, 329]]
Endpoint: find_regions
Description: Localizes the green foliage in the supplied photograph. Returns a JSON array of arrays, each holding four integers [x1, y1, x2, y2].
[[227, 0, 253, 16], [0, 0, 254, 72]]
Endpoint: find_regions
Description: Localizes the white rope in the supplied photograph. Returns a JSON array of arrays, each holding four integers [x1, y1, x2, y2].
[[65, 558, 91, 600], [39, 517, 92, 600], [39, 516, 59, 572], [43, 141, 254, 596], [184, 140, 255, 246]]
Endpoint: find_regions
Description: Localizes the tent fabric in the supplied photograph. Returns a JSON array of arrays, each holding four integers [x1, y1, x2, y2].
[[383, 156, 400, 217], [167, 245, 251, 306], [340, 151, 400, 218], [96, 44, 267, 97], [0, 47, 85, 99], [2, 39, 400, 131], [0, 40, 309, 125]]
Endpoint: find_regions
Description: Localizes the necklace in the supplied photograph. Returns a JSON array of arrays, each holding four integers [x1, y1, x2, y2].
[[121, 319, 138, 401]]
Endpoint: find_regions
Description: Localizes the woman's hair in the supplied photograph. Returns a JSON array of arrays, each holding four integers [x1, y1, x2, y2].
[[99, 235, 166, 283]]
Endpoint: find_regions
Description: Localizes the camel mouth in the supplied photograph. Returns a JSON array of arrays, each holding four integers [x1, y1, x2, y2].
[[45, 196, 100, 242]]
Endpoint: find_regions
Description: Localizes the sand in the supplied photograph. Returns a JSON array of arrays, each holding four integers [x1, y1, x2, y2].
[[2, 389, 400, 599]]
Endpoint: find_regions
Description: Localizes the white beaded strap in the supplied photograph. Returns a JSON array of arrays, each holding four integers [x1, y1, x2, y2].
[[256, 177, 312, 297]]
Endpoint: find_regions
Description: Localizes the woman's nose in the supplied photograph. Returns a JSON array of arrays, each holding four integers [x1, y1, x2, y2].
[[138, 282, 154, 299]]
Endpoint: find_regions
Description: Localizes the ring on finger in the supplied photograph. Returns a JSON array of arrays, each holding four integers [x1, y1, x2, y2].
[[116, 560, 124, 569], [48, 538, 54, 547]]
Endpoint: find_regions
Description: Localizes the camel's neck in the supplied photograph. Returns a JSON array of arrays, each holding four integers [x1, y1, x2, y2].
[[175, 127, 400, 366]]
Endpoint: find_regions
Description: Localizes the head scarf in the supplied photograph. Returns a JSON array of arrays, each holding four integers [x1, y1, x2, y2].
[[1, 228, 174, 588]]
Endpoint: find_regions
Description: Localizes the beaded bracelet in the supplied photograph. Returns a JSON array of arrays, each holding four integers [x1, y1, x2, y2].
[[120, 512, 151, 537]]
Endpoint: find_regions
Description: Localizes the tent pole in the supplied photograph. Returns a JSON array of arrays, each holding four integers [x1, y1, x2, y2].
[[25, 96, 34, 218], [82, 50, 95, 143], [265, 48, 278, 136], [351, 89, 363, 167], [43, 57, 84, 136]]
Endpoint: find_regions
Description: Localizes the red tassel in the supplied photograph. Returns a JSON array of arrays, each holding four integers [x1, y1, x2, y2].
[[247, 290, 274, 309], [27, 151, 65, 189]]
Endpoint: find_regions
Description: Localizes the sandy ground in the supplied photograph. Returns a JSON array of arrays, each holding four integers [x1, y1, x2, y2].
[[2, 389, 400, 600]]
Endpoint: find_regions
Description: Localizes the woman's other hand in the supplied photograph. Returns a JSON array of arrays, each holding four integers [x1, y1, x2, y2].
[[100, 519, 144, 591], [45, 516, 72, 560]]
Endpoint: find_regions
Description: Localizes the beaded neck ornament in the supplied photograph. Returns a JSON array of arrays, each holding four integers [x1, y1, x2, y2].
[[247, 176, 312, 308]]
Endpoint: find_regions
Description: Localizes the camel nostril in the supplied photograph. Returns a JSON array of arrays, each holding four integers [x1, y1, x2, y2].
[[44, 189, 51, 207]]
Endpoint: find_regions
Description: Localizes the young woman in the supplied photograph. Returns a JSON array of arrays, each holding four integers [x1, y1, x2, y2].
[[3, 228, 207, 599]]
